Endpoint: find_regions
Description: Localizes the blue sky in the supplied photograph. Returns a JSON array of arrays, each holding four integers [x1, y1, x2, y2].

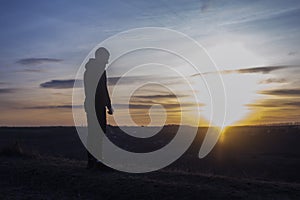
[[0, 0, 300, 126]]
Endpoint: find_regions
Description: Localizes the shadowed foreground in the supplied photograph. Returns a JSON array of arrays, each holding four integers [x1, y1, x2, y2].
[[0, 126, 300, 199], [0, 155, 299, 200]]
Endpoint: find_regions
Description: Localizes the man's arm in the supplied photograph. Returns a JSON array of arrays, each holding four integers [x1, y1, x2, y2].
[[104, 71, 113, 115]]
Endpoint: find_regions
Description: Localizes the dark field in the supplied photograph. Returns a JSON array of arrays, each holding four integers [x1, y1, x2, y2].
[[0, 125, 300, 199]]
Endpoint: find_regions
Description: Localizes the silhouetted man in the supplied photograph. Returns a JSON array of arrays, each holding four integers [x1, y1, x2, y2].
[[84, 47, 113, 169]]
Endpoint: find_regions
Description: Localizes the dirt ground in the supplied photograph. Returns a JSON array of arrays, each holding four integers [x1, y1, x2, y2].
[[0, 156, 299, 200]]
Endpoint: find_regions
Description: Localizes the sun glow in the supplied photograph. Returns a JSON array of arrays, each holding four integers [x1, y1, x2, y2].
[[208, 41, 266, 69], [106, 40, 275, 128], [198, 41, 270, 127]]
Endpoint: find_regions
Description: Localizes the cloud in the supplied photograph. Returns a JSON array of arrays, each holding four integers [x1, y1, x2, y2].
[[260, 88, 300, 96], [40, 79, 83, 89], [284, 102, 300, 107], [219, 7, 300, 27], [130, 94, 193, 108], [40, 76, 180, 89], [16, 58, 63, 65], [192, 65, 291, 76], [247, 99, 300, 108], [24, 104, 83, 109], [201, 0, 211, 12], [107, 76, 152, 86], [114, 102, 197, 110], [288, 51, 297, 56], [18, 69, 45, 73], [107, 75, 180, 86], [41, 76, 144, 89], [234, 66, 286, 74], [247, 102, 282, 108], [133, 94, 188, 99], [259, 78, 287, 84], [0, 88, 16, 94]]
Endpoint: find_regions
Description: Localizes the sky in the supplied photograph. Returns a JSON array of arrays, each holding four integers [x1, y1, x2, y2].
[[0, 0, 300, 126]]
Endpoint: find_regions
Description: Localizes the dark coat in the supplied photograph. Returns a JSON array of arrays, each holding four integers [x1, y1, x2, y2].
[[84, 58, 111, 113]]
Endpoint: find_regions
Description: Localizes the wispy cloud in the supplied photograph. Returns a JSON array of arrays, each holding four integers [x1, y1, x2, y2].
[[40, 76, 181, 89], [133, 94, 188, 99], [24, 104, 82, 109], [192, 65, 293, 76], [260, 88, 300, 96], [40, 79, 82, 89], [16, 58, 63, 65], [107, 75, 181, 86], [288, 51, 297, 56], [107, 75, 153, 86], [114, 102, 197, 110], [285, 101, 300, 107], [247, 99, 300, 108], [17, 69, 45, 73], [235, 66, 286, 74], [259, 78, 287, 84], [220, 7, 300, 27], [200, 0, 211, 12], [0, 88, 16, 94]]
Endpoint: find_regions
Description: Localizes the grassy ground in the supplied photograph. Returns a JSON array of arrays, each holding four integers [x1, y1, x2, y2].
[[0, 155, 299, 200], [0, 126, 300, 199]]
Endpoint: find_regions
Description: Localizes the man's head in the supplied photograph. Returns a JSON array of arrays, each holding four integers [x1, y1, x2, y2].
[[95, 47, 110, 64]]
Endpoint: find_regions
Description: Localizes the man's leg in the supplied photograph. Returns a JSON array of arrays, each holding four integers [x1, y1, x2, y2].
[[86, 109, 105, 168], [96, 106, 106, 158], [95, 106, 114, 171], [86, 113, 96, 168]]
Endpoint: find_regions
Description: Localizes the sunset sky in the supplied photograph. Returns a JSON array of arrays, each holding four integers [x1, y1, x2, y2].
[[1, 0, 300, 126]]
